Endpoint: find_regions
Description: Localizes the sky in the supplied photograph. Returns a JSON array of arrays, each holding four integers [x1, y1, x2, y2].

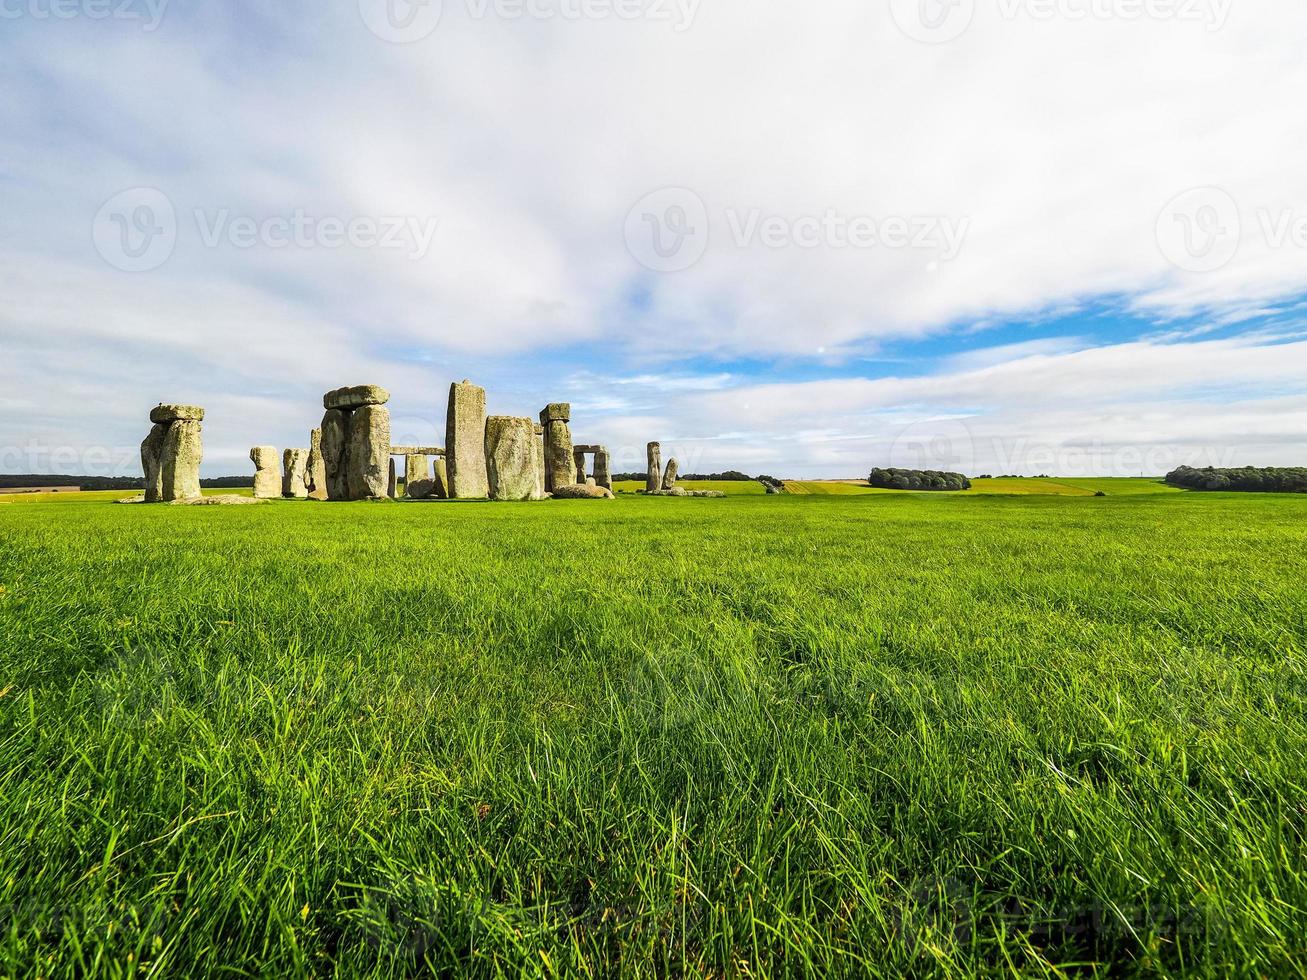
[[2, 0, 1306, 479]]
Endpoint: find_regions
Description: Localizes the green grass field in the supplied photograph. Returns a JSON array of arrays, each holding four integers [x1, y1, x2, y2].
[[1, 490, 1305, 977]]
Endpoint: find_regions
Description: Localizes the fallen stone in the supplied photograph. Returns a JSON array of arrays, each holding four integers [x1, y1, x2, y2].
[[250, 445, 280, 499], [320, 409, 349, 500], [485, 416, 538, 501], [283, 448, 309, 498], [551, 482, 615, 499], [446, 380, 489, 499], [171, 494, 268, 506], [150, 404, 205, 424], [323, 385, 390, 411], [161, 419, 202, 501], [346, 404, 391, 500]]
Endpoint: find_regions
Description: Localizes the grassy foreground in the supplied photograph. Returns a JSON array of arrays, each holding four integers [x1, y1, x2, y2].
[[1, 491, 1305, 977]]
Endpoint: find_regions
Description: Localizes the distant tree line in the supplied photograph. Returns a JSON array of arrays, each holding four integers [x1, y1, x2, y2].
[[611, 470, 760, 482], [1165, 466, 1307, 493], [868, 468, 971, 491], [0, 475, 251, 491]]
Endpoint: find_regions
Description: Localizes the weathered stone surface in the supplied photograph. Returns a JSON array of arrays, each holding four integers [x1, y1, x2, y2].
[[172, 494, 267, 506], [250, 445, 280, 499], [323, 385, 390, 411], [346, 405, 391, 500], [320, 409, 349, 500], [432, 457, 448, 499], [544, 420, 574, 493], [485, 416, 538, 501], [573, 449, 587, 485], [551, 483, 614, 499], [533, 433, 546, 500], [662, 457, 679, 490], [539, 403, 570, 425], [594, 449, 612, 491], [646, 442, 662, 493], [306, 428, 328, 500], [141, 423, 168, 503], [161, 419, 202, 501], [405, 454, 435, 499], [388, 458, 398, 499], [282, 448, 309, 498], [446, 380, 489, 499], [150, 404, 205, 424]]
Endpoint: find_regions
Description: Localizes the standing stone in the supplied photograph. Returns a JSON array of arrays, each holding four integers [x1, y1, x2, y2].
[[387, 458, 398, 499], [594, 449, 612, 491], [541, 403, 574, 493], [574, 449, 587, 485], [533, 433, 546, 499], [662, 458, 679, 490], [432, 457, 449, 499], [161, 420, 202, 501], [282, 448, 309, 499], [321, 409, 349, 500], [250, 446, 280, 499], [446, 380, 489, 499], [485, 416, 537, 501], [306, 428, 328, 501], [646, 442, 662, 493], [141, 424, 168, 503], [406, 454, 435, 499], [346, 405, 391, 500]]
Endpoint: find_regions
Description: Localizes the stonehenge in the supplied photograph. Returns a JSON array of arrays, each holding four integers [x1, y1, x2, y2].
[[141, 381, 635, 508], [250, 446, 280, 499], [141, 404, 203, 502], [540, 403, 574, 493], [317, 386, 391, 500], [485, 416, 540, 501], [446, 381, 489, 499], [283, 448, 309, 498], [646, 442, 662, 493]]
